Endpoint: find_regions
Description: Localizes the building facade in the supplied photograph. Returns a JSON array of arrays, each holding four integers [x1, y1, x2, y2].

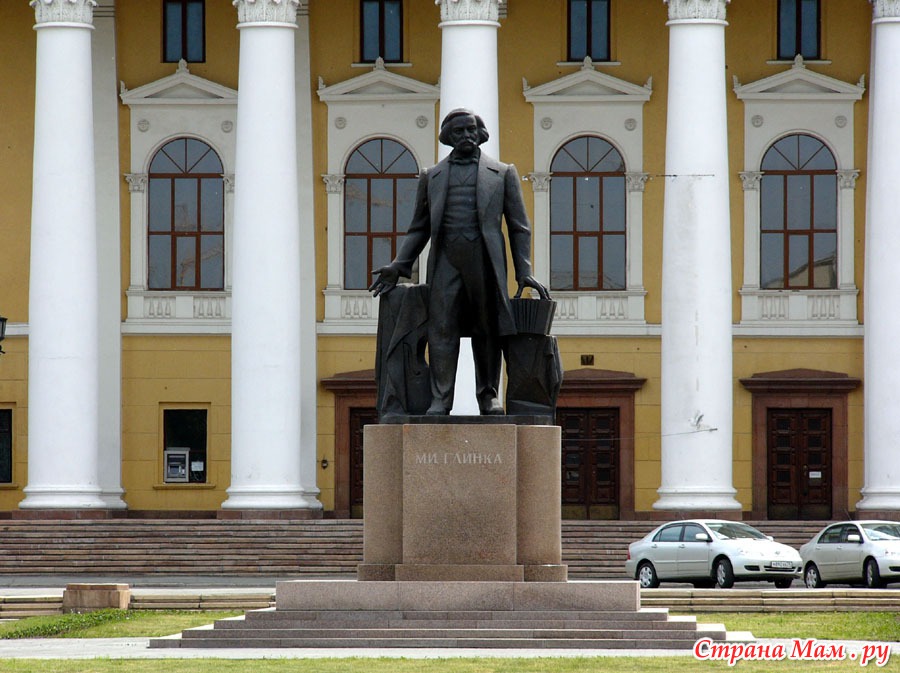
[[0, 0, 897, 520]]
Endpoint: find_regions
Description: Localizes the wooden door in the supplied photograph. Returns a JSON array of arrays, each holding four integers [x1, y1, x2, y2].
[[767, 409, 832, 520], [557, 407, 620, 519], [349, 407, 378, 519]]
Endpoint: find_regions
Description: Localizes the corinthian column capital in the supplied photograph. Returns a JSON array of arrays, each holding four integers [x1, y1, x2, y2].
[[435, 0, 504, 23], [233, 0, 299, 26], [664, 0, 729, 22], [872, 0, 900, 19], [30, 0, 96, 26]]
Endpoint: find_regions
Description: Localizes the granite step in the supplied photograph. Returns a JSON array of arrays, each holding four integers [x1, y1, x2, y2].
[[157, 636, 711, 649]]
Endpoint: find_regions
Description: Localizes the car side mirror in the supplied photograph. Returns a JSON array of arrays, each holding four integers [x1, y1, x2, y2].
[[766, 535, 774, 541], [847, 534, 861, 543], [695, 532, 710, 542]]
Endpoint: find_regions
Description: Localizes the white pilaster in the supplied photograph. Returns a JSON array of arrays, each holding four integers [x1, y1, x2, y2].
[[859, 0, 900, 511], [294, 1, 323, 510], [223, 0, 315, 510], [22, 0, 106, 509], [655, 0, 740, 511], [436, 0, 503, 415]]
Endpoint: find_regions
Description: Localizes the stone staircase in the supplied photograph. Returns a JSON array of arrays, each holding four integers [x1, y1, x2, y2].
[[0, 595, 63, 619], [152, 606, 728, 649], [0, 519, 829, 579]]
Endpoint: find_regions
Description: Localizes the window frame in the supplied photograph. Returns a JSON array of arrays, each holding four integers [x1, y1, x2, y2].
[[147, 137, 226, 292], [0, 408, 12, 484], [360, 0, 403, 64], [777, 0, 820, 61], [161, 407, 209, 485], [163, 0, 206, 64], [567, 0, 611, 63], [549, 135, 627, 292]]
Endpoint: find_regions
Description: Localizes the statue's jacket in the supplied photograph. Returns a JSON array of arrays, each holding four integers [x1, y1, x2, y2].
[[391, 153, 534, 338]]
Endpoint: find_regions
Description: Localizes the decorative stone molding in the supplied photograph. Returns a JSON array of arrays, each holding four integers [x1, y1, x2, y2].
[[233, 0, 299, 25], [31, 0, 96, 25], [664, 0, 728, 22], [837, 169, 860, 189], [624, 118, 637, 131], [436, 0, 504, 23], [626, 172, 649, 192], [739, 171, 762, 191], [223, 174, 235, 193], [525, 172, 551, 192], [125, 173, 147, 193], [872, 0, 900, 19], [322, 174, 345, 194], [751, 115, 764, 128]]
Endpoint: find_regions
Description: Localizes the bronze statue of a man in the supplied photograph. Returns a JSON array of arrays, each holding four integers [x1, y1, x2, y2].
[[369, 109, 548, 415]]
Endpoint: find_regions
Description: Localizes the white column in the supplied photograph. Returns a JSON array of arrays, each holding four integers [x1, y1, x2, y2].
[[223, 0, 314, 510], [436, 0, 503, 415], [93, 0, 126, 509], [655, 0, 740, 511], [294, 1, 323, 510], [22, 0, 106, 509], [859, 0, 900, 512]]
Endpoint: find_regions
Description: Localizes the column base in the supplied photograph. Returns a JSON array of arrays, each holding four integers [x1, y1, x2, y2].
[[220, 487, 323, 511], [856, 488, 900, 513], [653, 488, 742, 512], [19, 488, 109, 510]]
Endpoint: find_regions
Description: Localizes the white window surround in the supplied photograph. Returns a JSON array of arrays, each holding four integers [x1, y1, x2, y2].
[[734, 56, 865, 336], [524, 57, 652, 336], [120, 60, 237, 334], [316, 59, 439, 335]]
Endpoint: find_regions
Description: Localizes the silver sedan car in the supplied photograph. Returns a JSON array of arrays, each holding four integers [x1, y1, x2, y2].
[[799, 520, 900, 588], [625, 519, 802, 589]]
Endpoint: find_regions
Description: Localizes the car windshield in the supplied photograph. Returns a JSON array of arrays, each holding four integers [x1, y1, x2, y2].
[[862, 523, 900, 541], [706, 522, 768, 540]]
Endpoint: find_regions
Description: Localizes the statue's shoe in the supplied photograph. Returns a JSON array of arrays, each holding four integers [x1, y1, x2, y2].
[[426, 400, 449, 415], [480, 398, 505, 415]]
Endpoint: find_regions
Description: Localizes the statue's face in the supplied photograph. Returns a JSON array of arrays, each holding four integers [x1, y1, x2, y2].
[[446, 114, 479, 156]]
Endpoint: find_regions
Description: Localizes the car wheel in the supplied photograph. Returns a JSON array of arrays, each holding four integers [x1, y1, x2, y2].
[[804, 563, 825, 589], [715, 558, 735, 588], [637, 561, 660, 589], [865, 558, 885, 589], [774, 578, 793, 589]]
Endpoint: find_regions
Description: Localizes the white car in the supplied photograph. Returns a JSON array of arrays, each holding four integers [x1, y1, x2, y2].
[[625, 519, 802, 589], [799, 520, 900, 588]]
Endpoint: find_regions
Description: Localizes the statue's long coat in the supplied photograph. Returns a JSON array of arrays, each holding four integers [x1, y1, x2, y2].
[[391, 153, 533, 337]]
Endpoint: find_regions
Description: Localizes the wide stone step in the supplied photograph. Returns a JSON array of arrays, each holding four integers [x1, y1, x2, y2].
[[242, 608, 674, 623], [161, 636, 705, 649]]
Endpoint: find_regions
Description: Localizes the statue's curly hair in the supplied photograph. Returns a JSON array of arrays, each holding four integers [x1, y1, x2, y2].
[[439, 108, 490, 147]]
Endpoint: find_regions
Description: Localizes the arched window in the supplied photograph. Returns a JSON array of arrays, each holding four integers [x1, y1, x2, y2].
[[148, 138, 224, 291], [550, 136, 626, 291], [343, 138, 419, 289], [760, 134, 837, 290]]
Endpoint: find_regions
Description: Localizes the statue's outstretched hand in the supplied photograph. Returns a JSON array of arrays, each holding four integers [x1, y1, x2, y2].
[[514, 275, 551, 301], [369, 264, 401, 297]]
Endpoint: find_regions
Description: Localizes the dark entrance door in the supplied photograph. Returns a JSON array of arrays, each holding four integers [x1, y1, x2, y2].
[[767, 408, 832, 520], [349, 407, 378, 519], [557, 408, 619, 519]]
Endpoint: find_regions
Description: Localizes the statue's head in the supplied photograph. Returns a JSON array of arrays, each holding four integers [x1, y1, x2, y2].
[[439, 108, 490, 149]]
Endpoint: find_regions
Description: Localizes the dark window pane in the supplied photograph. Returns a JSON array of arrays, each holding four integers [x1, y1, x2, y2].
[[344, 179, 368, 233], [149, 180, 172, 232], [0, 409, 11, 484], [185, 1, 204, 62], [786, 175, 810, 230], [370, 179, 394, 232], [383, 0, 402, 62], [161, 139, 187, 172], [569, 0, 588, 60], [149, 235, 172, 289], [174, 179, 198, 231], [787, 234, 809, 287], [590, 0, 610, 61], [551, 177, 574, 232], [176, 237, 196, 287], [345, 236, 367, 289], [362, 1, 381, 62], [576, 177, 600, 232], [187, 139, 221, 173], [551, 234, 574, 290], [800, 0, 819, 59], [200, 235, 224, 289], [799, 135, 833, 170], [553, 137, 588, 172], [813, 232, 837, 288], [396, 178, 417, 231], [592, 139, 623, 172], [164, 2, 183, 62], [164, 409, 207, 483], [372, 237, 393, 274], [813, 175, 836, 230], [761, 233, 785, 288], [602, 177, 625, 231], [778, 0, 797, 59], [149, 148, 181, 174], [578, 236, 599, 288], [603, 234, 626, 289], [200, 179, 223, 232]]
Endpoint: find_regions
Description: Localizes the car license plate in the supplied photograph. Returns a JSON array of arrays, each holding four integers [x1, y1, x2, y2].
[[770, 561, 793, 569]]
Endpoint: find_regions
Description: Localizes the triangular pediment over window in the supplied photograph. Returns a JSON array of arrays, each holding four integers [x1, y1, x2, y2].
[[524, 57, 652, 103], [120, 60, 237, 106], [318, 59, 440, 103], [734, 56, 864, 102]]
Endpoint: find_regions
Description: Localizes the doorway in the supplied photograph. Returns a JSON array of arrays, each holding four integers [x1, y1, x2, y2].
[[767, 408, 833, 520], [349, 407, 378, 519], [557, 407, 620, 519]]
